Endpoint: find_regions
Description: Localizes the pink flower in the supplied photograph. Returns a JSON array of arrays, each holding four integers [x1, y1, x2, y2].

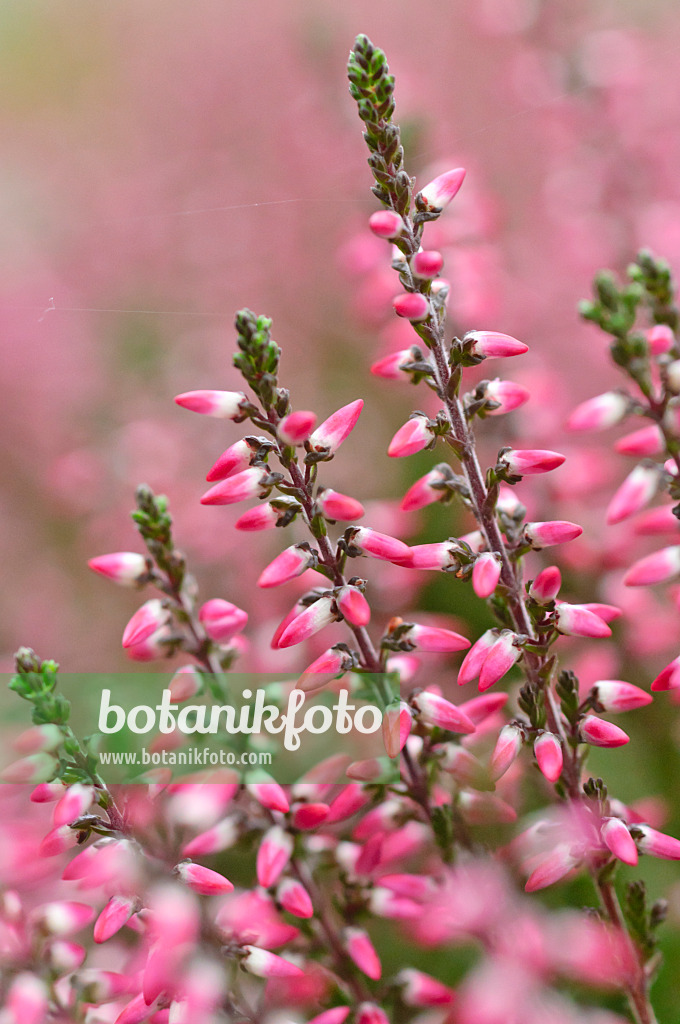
[[241, 945, 304, 978], [606, 464, 660, 525], [175, 861, 234, 895], [200, 466, 269, 505], [458, 691, 509, 723], [234, 502, 280, 531], [256, 826, 293, 887], [368, 210, 404, 239], [458, 629, 498, 685], [399, 540, 459, 569], [278, 410, 317, 445], [412, 250, 444, 279], [624, 545, 680, 586], [198, 599, 248, 642], [601, 817, 638, 866], [181, 818, 239, 858], [277, 596, 337, 648], [647, 324, 675, 354], [499, 448, 566, 476], [484, 379, 530, 415], [591, 680, 652, 712], [412, 691, 475, 733], [523, 521, 582, 549], [416, 167, 466, 211], [277, 878, 313, 918], [651, 655, 680, 691], [633, 505, 679, 535], [308, 399, 363, 454], [525, 844, 580, 892], [298, 645, 354, 693], [382, 700, 413, 757], [489, 724, 523, 781], [5, 974, 49, 1024], [122, 599, 168, 649], [580, 716, 630, 748], [479, 631, 521, 691], [258, 544, 317, 588], [529, 566, 562, 603], [466, 330, 528, 358], [615, 424, 664, 456], [206, 438, 253, 481], [291, 803, 330, 830], [400, 465, 450, 511], [393, 292, 430, 321], [316, 488, 365, 521], [567, 392, 628, 431], [555, 603, 612, 638], [351, 526, 411, 562], [336, 585, 370, 625], [371, 347, 419, 380], [94, 895, 137, 943], [634, 824, 680, 860], [344, 927, 382, 979], [388, 414, 435, 457], [472, 552, 502, 598], [88, 552, 147, 586], [402, 623, 471, 653], [534, 732, 563, 783], [397, 968, 455, 1006], [247, 776, 290, 812], [174, 389, 246, 418]]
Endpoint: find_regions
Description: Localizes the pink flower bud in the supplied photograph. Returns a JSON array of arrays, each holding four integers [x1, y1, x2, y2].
[[499, 448, 566, 476], [175, 862, 234, 895], [308, 1011, 351, 1024], [277, 596, 337, 648], [122, 599, 168, 649], [53, 783, 94, 827], [200, 466, 269, 505], [606, 464, 660, 525], [124, 623, 172, 662], [601, 817, 638, 866], [198, 599, 248, 642], [326, 782, 371, 821], [400, 465, 449, 511], [647, 324, 675, 354], [6, 973, 49, 1024], [205, 438, 253, 481], [534, 732, 563, 783], [403, 623, 471, 654], [529, 566, 562, 603], [247, 776, 289, 813], [344, 927, 381, 979], [35, 901, 95, 936], [46, 939, 86, 974], [472, 552, 502, 598], [371, 347, 418, 380], [592, 680, 652, 712], [181, 817, 238, 857], [115, 992, 155, 1024], [351, 526, 411, 562], [580, 716, 629, 748], [308, 399, 364, 454], [399, 540, 459, 569], [417, 167, 466, 211], [397, 968, 455, 1006], [411, 250, 444, 279], [524, 521, 583, 549], [634, 505, 679, 535], [298, 645, 354, 693], [3, 752, 57, 784], [277, 877, 313, 918], [615, 425, 664, 456], [388, 414, 434, 457], [94, 895, 137, 943], [241, 945, 304, 978], [412, 691, 475, 734], [652, 655, 680, 691], [624, 545, 680, 586], [525, 844, 580, 892], [234, 502, 279, 530], [484, 379, 530, 415], [458, 791, 516, 825], [14, 723, 62, 754], [40, 824, 75, 858], [489, 724, 523, 780], [567, 392, 629, 431], [88, 552, 148, 586], [168, 666, 203, 703], [635, 824, 680, 860], [382, 700, 413, 758], [278, 410, 317, 445], [31, 782, 64, 803], [256, 826, 293, 887], [316, 488, 365, 521], [457, 629, 497, 685], [555, 604, 612, 638], [258, 544, 317, 588], [466, 330, 528, 359], [368, 210, 404, 238], [458, 691, 509, 723], [479, 631, 521, 691], [291, 803, 329, 830], [337, 585, 370, 626], [393, 292, 430, 321], [174, 389, 246, 418]]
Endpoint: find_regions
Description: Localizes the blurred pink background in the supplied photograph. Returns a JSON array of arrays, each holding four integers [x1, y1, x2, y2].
[[3, 0, 680, 669]]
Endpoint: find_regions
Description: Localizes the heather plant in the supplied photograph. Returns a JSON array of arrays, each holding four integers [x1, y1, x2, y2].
[[3, 32, 680, 1024]]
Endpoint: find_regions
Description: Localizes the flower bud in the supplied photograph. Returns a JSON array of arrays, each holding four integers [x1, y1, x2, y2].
[[647, 324, 675, 354], [34, 901, 95, 936], [555, 604, 612, 638], [298, 645, 353, 693], [336, 585, 370, 626], [400, 465, 450, 511], [472, 552, 502, 598], [53, 783, 94, 827], [397, 968, 455, 1006], [198, 599, 248, 642], [567, 392, 628, 431], [416, 167, 466, 212], [94, 895, 137, 943], [277, 596, 337, 648], [499, 448, 566, 476], [122, 599, 168, 649], [316, 488, 365, 521], [368, 210, 404, 238], [168, 666, 203, 703], [489, 724, 523, 780], [382, 700, 413, 758], [484, 379, 530, 415], [466, 330, 528, 358], [606, 464, 660, 525], [278, 410, 317, 445], [256, 826, 293, 888], [412, 691, 475, 734], [258, 544, 317, 588], [402, 623, 470, 654], [205, 438, 253, 481], [344, 927, 381, 979], [635, 824, 680, 860], [3, 752, 57, 784], [388, 414, 434, 457], [351, 526, 411, 562], [175, 861, 234, 895], [479, 631, 521, 691], [529, 566, 562, 603], [457, 629, 498, 686], [88, 552, 148, 586], [411, 250, 444, 279], [393, 293, 430, 321], [601, 817, 638, 866], [291, 803, 329, 830], [534, 732, 563, 783], [624, 545, 680, 586], [652, 655, 680, 691], [580, 716, 630, 748], [247, 774, 289, 812], [615, 424, 664, 456], [277, 877, 313, 918], [523, 521, 582, 549], [308, 399, 363, 454], [200, 466, 270, 506], [181, 817, 239, 858], [591, 680, 652, 712], [6, 973, 49, 1024], [525, 844, 579, 892], [174, 389, 246, 418], [241, 945, 304, 978], [370, 347, 418, 380]]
